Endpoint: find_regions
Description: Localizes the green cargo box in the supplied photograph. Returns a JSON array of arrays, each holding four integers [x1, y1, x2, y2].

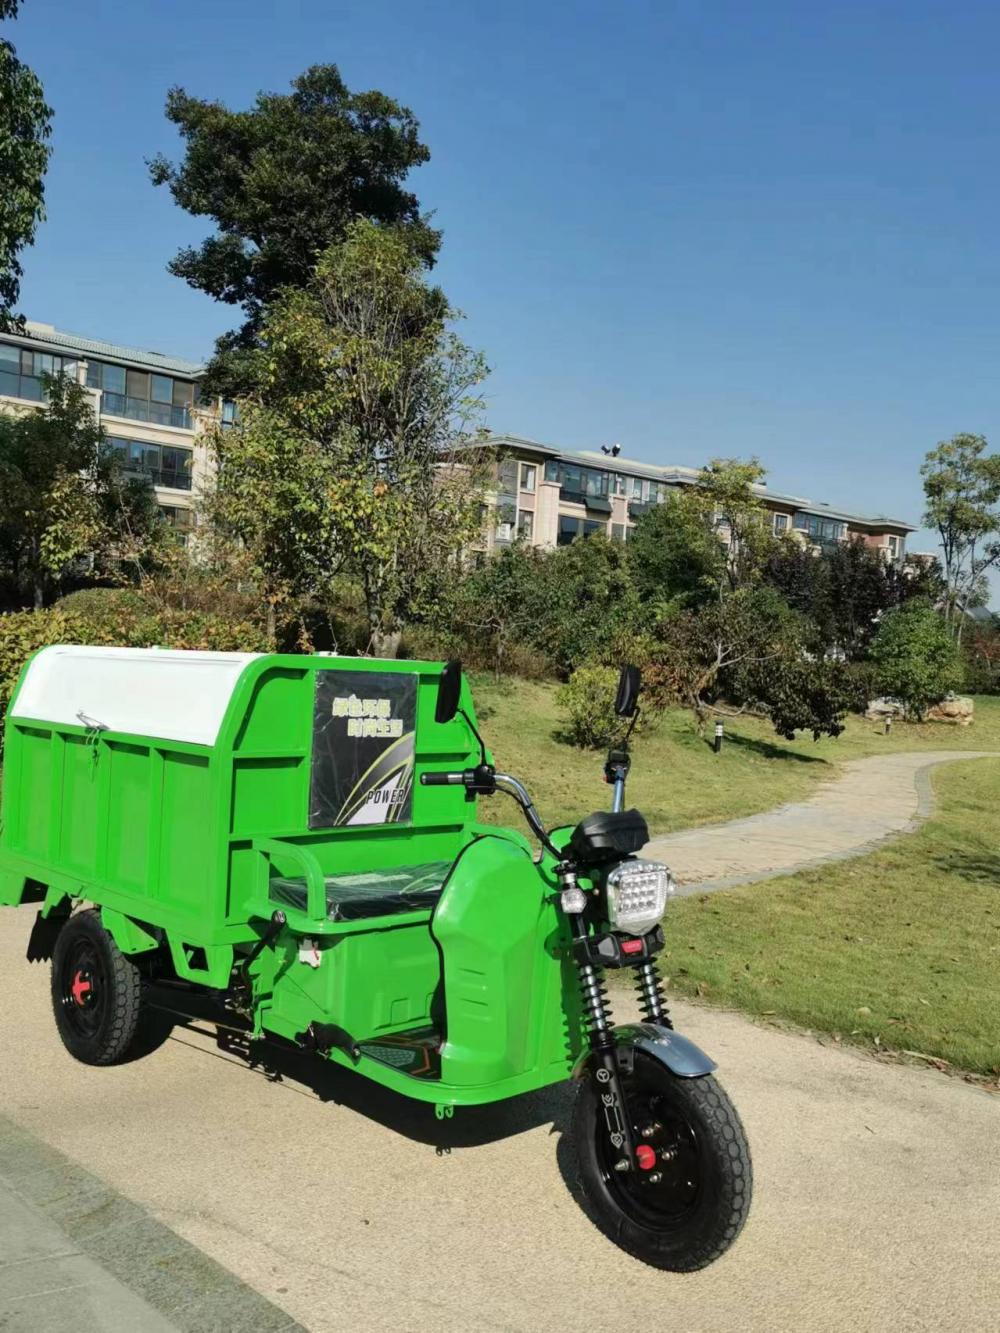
[[0, 647, 578, 1104]]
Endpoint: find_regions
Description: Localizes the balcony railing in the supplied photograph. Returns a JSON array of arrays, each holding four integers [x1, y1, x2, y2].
[[118, 463, 192, 492], [102, 392, 192, 431]]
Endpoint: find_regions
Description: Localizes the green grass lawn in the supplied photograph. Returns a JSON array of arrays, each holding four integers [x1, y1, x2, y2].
[[654, 756, 1000, 1077], [472, 675, 1000, 836]]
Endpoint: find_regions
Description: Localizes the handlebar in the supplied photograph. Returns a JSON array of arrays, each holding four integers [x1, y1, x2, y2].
[[420, 768, 561, 859]]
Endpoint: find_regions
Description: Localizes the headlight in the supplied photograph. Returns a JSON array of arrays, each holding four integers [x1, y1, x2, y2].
[[605, 859, 674, 935]]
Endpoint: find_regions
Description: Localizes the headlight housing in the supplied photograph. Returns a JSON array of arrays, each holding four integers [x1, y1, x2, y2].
[[605, 858, 674, 935]]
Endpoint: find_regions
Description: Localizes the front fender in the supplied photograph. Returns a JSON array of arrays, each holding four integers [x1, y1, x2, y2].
[[573, 1022, 716, 1080]]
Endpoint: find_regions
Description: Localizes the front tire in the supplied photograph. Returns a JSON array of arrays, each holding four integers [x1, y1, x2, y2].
[[51, 909, 143, 1065], [570, 1053, 752, 1271]]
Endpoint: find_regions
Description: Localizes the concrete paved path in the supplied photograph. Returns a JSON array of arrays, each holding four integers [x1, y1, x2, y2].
[[646, 750, 997, 894], [0, 904, 997, 1332]]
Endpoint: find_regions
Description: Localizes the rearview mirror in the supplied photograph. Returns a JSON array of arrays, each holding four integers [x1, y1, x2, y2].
[[435, 659, 462, 724], [614, 664, 641, 718]]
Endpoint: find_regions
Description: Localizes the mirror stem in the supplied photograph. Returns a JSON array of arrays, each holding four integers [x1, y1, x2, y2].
[[460, 707, 490, 769]]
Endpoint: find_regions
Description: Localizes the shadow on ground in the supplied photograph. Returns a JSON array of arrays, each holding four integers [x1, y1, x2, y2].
[[711, 732, 830, 764], [142, 984, 576, 1158], [931, 850, 1000, 885]]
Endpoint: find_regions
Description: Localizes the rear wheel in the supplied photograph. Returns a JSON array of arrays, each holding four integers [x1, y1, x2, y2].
[[571, 1053, 752, 1271], [51, 909, 143, 1065]]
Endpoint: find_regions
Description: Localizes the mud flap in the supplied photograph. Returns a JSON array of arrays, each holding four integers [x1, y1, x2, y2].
[[26, 909, 67, 963]]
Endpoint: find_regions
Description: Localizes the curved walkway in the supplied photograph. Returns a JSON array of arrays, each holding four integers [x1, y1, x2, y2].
[[645, 749, 997, 896]]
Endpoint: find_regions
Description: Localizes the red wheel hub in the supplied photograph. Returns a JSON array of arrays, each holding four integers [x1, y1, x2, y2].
[[71, 970, 92, 1006], [636, 1143, 657, 1171]]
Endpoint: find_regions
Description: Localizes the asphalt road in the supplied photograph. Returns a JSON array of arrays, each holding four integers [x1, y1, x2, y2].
[[1, 903, 998, 1332]]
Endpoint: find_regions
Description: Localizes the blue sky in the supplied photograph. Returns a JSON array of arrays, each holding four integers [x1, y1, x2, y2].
[[10, 0, 1000, 576]]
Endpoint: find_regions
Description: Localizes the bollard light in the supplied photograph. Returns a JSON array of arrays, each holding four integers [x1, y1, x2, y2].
[[714, 720, 724, 754]]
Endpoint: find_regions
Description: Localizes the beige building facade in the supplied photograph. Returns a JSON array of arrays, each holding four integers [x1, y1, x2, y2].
[[485, 434, 916, 561], [0, 321, 224, 538]]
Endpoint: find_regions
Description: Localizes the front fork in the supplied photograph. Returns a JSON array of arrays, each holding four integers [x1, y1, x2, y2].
[[568, 908, 672, 1175]]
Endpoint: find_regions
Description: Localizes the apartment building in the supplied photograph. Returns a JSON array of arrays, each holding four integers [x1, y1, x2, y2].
[[486, 434, 916, 561], [0, 321, 221, 536], [0, 323, 916, 564]]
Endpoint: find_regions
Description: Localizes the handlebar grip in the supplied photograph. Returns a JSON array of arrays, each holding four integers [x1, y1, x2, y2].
[[420, 772, 466, 786]]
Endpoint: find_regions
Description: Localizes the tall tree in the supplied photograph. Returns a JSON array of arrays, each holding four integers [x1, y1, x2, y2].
[[149, 64, 438, 396], [207, 220, 489, 650], [921, 433, 1000, 641], [0, 376, 163, 607], [694, 457, 776, 593], [0, 0, 51, 328]]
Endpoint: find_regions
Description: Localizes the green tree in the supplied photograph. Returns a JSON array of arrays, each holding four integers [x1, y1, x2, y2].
[[149, 65, 438, 396], [447, 543, 550, 680], [0, 376, 163, 607], [694, 457, 776, 593], [870, 600, 962, 719], [0, 0, 52, 328], [203, 407, 343, 640], [645, 585, 856, 739], [921, 433, 1000, 640], [536, 533, 644, 676], [208, 220, 488, 650], [628, 489, 724, 610]]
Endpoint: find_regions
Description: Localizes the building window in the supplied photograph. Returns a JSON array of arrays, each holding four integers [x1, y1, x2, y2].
[[793, 513, 846, 544], [773, 513, 788, 534], [87, 359, 196, 429], [520, 463, 536, 493], [107, 436, 193, 490], [517, 510, 533, 540], [158, 503, 193, 541], [546, 460, 610, 504], [886, 534, 900, 560], [0, 342, 75, 401], [221, 399, 240, 427], [611, 523, 626, 541], [558, 515, 582, 545]]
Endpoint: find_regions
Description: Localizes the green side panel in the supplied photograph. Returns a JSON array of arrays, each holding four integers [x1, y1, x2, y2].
[[14, 726, 52, 857], [267, 922, 441, 1039], [105, 741, 150, 891], [59, 736, 100, 874], [432, 835, 584, 1087], [157, 751, 211, 911], [231, 757, 304, 839]]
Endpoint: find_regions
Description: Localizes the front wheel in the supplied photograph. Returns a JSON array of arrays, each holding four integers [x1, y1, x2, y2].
[[570, 1053, 752, 1271]]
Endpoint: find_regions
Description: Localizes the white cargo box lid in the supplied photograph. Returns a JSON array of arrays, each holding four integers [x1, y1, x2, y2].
[[10, 646, 265, 746]]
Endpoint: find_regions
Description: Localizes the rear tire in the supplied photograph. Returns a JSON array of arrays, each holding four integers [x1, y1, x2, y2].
[[570, 1054, 752, 1271], [51, 909, 143, 1065]]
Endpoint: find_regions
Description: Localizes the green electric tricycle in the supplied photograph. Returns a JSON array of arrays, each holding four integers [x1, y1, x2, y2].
[[0, 646, 751, 1270]]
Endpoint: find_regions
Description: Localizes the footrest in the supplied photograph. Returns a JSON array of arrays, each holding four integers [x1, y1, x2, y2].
[[357, 1026, 443, 1079]]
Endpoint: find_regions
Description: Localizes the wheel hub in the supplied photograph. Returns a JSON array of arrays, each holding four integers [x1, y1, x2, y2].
[[71, 970, 93, 1006]]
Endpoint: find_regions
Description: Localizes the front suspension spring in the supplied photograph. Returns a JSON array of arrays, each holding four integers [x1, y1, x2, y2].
[[635, 959, 672, 1028], [577, 960, 613, 1048]]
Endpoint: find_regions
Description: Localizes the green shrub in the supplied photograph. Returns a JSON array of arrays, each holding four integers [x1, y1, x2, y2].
[[870, 600, 962, 719], [557, 663, 639, 748], [0, 606, 271, 746]]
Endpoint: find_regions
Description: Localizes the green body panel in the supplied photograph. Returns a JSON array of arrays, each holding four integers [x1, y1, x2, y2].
[[0, 652, 589, 1104]]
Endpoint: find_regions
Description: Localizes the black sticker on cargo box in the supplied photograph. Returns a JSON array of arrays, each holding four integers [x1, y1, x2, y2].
[[309, 671, 417, 828]]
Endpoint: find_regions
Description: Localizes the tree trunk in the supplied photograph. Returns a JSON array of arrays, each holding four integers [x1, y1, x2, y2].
[[33, 579, 44, 611], [265, 602, 276, 643], [370, 628, 402, 658]]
